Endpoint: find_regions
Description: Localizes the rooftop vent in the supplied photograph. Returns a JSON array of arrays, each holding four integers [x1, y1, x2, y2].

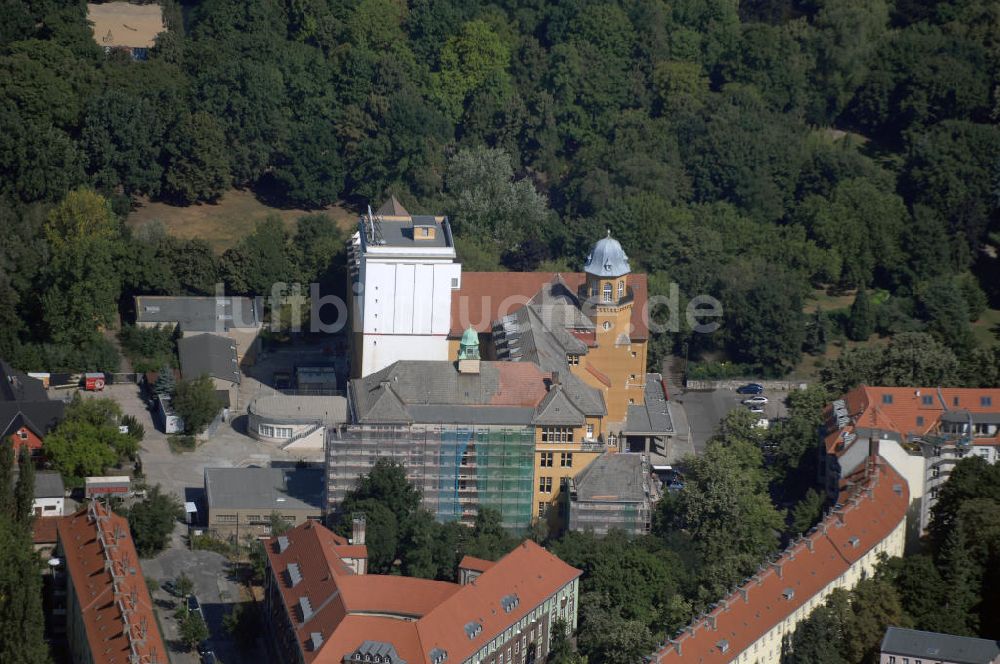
[[782, 588, 795, 600], [717, 640, 730, 654], [310, 632, 324, 651], [276, 536, 290, 553], [848, 536, 860, 548], [299, 596, 313, 622], [464, 621, 483, 639], [287, 563, 302, 587], [429, 648, 448, 664]]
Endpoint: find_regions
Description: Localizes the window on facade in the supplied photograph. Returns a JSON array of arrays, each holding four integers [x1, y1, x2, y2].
[[539, 477, 552, 493], [540, 452, 553, 467], [541, 427, 572, 443], [617, 281, 624, 299], [461, 451, 471, 466], [18, 430, 28, 440], [917, 416, 924, 427], [602, 321, 612, 330], [586, 424, 594, 438], [275, 427, 292, 439], [954, 396, 960, 406], [245, 514, 262, 523], [217, 514, 237, 523], [538, 502, 547, 517], [567, 354, 579, 366], [259, 424, 274, 437], [603, 283, 613, 303], [560, 453, 573, 468]]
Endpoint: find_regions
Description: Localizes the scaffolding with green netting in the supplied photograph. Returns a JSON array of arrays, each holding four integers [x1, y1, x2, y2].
[[328, 424, 535, 531]]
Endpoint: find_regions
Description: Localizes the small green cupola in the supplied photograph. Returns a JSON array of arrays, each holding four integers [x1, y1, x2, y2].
[[458, 326, 480, 360]]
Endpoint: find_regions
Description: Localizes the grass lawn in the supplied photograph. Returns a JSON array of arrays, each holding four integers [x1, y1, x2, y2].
[[972, 307, 1000, 347], [127, 189, 356, 253]]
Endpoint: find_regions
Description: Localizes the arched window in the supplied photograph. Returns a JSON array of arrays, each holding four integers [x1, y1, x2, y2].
[[618, 280, 625, 298], [602, 282, 613, 303]]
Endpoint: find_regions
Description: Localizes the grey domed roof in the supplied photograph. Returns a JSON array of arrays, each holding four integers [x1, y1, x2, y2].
[[584, 231, 631, 278]]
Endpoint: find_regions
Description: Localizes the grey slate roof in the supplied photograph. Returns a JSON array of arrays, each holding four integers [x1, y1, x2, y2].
[[348, 360, 604, 426], [533, 385, 586, 426], [249, 395, 348, 425], [571, 453, 649, 503], [0, 361, 65, 438], [33, 472, 65, 499], [584, 232, 631, 278], [881, 627, 1000, 664], [204, 467, 323, 512], [178, 334, 240, 385], [623, 374, 673, 435], [134, 296, 263, 332], [375, 196, 409, 217]]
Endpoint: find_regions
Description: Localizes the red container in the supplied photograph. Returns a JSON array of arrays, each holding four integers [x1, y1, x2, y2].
[[84, 373, 106, 391]]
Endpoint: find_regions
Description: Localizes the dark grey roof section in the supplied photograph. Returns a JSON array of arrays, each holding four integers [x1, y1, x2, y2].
[[407, 405, 536, 425], [571, 453, 649, 503], [33, 472, 64, 499], [881, 627, 1000, 664], [178, 334, 240, 385], [940, 410, 1000, 425], [533, 385, 586, 426], [623, 374, 673, 435], [360, 215, 452, 249], [134, 295, 263, 332], [349, 360, 604, 425], [204, 467, 324, 512], [0, 361, 65, 438], [356, 641, 406, 664]]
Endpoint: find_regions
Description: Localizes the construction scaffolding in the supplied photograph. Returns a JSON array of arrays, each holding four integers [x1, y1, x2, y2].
[[327, 424, 535, 531]]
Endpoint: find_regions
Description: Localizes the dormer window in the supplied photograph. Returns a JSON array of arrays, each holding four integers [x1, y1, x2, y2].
[[982, 396, 993, 407], [882, 394, 893, 405]]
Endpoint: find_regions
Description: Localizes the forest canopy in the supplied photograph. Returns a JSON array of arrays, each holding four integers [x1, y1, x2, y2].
[[0, 0, 998, 377]]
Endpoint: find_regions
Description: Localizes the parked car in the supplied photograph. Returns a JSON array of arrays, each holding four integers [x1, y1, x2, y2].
[[736, 383, 764, 395], [187, 595, 203, 619], [747, 405, 765, 414], [742, 395, 769, 405], [201, 652, 217, 664], [161, 580, 179, 597]]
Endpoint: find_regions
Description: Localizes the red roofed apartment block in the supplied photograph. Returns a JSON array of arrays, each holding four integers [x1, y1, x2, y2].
[[264, 518, 581, 664], [823, 386, 1000, 537], [55, 501, 168, 664], [650, 456, 908, 664]]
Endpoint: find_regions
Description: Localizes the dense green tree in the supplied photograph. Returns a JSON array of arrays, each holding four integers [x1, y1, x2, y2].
[[155, 365, 178, 395], [44, 396, 137, 481], [804, 308, 830, 355], [128, 485, 183, 557], [13, 447, 35, 528], [162, 111, 231, 204], [42, 188, 124, 346], [847, 289, 875, 341], [179, 610, 209, 650], [820, 332, 962, 393], [292, 213, 347, 287], [172, 375, 223, 435], [445, 145, 550, 248], [269, 118, 344, 208], [789, 488, 825, 535], [576, 594, 655, 664], [720, 261, 806, 375], [655, 424, 784, 598], [433, 20, 512, 122]]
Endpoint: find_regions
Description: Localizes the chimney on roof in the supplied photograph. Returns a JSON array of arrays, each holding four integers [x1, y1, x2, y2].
[[770, 561, 783, 578], [739, 587, 749, 603], [549, 371, 561, 390], [351, 513, 366, 546], [670, 640, 682, 656], [707, 614, 716, 630]]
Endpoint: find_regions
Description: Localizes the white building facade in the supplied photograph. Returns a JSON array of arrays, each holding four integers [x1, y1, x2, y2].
[[349, 204, 462, 378]]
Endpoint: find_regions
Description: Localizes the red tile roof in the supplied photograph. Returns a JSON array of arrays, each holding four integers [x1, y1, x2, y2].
[[491, 363, 552, 406], [56, 503, 168, 664], [268, 522, 581, 664], [458, 555, 495, 573], [451, 272, 649, 340], [651, 459, 908, 664], [825, 386, 1000, 455], [33, 516, 59, 545]]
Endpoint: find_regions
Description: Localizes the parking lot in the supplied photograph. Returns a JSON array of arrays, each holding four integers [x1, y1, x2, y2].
[[674, 384, 790, 452], [142, 547, 263, 664]]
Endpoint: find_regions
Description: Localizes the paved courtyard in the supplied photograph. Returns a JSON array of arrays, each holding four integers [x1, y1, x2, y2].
[[674, 385, 791, 452]]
